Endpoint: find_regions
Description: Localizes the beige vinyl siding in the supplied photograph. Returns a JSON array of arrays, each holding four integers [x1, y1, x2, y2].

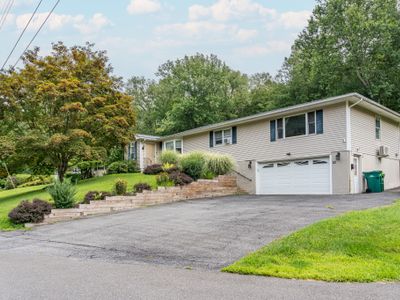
[[182, 103, 348, 194], [351, 106, 399, 159], [351, 106, 400, 190], [183, 103, 348, 162]]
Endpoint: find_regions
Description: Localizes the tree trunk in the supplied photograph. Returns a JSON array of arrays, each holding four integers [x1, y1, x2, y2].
[[57, 160, 68, 182]]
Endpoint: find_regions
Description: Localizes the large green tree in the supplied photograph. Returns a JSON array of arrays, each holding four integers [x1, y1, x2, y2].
[[127, 54, 250, 135], [0, 42, 136, 181], [283, 0, 400, 111]]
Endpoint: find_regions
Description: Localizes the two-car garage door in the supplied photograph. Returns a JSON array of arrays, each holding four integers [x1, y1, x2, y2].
[[257, 157, 331, 195]]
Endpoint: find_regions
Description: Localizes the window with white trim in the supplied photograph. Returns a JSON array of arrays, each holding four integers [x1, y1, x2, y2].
[[214, 128, 232, 145], [270, 110, 323, 141], [164, 139, 183, 153], [375, 116, 381, 139]]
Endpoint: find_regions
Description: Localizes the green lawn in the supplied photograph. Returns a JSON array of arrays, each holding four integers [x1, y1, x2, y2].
[[0, 173, 157, 231], [223, 201, 400, 282]]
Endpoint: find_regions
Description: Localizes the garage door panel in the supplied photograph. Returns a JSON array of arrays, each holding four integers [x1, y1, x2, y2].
[[257, 158, 331, 195]]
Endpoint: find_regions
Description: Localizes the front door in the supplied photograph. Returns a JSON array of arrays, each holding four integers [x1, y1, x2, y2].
[[352, 156, 361, 193]]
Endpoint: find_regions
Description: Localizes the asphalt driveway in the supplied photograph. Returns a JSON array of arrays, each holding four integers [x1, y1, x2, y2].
[[1, 192, 399, 270]]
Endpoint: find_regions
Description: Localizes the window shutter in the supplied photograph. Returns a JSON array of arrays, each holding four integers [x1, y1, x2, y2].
[[316, 110, 324, 134], [270, 120, 276, 142], [209, 131, 214, 148], [232, 126, 237, 144]]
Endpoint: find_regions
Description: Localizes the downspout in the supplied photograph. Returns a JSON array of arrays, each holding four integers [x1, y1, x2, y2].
[[346, 97, 364, 194]]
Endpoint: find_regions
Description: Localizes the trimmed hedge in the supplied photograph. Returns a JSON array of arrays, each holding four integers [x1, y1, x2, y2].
[[107, 160, 139, 174]]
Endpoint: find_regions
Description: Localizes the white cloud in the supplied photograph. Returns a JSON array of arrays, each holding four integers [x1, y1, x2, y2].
[[188, 0, 276, 21], [278, 10, 311, 29], [127, 0, 161, 15], [235, 40, 292, 56], [235, 28, 258, 42], [156, 21, 257, 44], [15, 12, 111, 34], [74, 13, 111, 34], [156, 21, 229, 38], [0, 13, 15, 28]]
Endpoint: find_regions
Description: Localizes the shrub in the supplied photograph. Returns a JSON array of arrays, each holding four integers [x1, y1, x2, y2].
[[32, 199, 52, 215], [143, 164, 163, 175], [8, 199, 52, 224], [47, 180, 76, 209], [82, 191, 112, 204], [65, 173, 81, 184], [18, 175, 53, 188], [201, 170, 216, 180], [205, 153, 235, 176], [179, 152, 206, 180], [168, 171, 193, 186], [5, 176, 18, 189], [156, 172, 174, 186], [162, 163, 179, 174], [107, 160, 139, 174], [76, 161, 99, 179], [114, 179, 128, 195], [133, 182, 152, 193], [0, 178, 6, 189], [160, 150, 179, 165]]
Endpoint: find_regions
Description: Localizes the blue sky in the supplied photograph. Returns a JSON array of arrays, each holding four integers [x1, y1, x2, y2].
[[0, 0, 317, 79]]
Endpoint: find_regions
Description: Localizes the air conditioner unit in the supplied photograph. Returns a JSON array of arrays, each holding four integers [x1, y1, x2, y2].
[[224, 139, 231, 145], [377, 146, 389, 157]]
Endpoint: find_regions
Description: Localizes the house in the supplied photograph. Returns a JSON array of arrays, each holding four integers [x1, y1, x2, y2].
[[126, 93, 400, 195]]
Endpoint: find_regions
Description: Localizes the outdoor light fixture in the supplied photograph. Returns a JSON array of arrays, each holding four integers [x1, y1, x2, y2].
[[336, 152, 341, 161], [248, 161, 252, 169], [286, 152, 291, 156]]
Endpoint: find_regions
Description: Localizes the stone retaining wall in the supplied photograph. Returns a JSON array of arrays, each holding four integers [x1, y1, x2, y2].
[[41, 176, 240, 225]]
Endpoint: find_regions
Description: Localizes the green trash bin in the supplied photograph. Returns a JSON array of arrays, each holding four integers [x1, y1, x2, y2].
[[363, 171, 385, 193]]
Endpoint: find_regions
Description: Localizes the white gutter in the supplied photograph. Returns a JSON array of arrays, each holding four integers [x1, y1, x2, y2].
[[346, 97, 364, 151]]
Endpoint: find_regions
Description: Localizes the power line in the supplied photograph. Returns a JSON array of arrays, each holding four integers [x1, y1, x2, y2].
[[0, 0, 14, 31], [12, 0, 61, 69], [0, 0, 10, 19], [0, 0, 11, 26], [1, 0, 43, 70]]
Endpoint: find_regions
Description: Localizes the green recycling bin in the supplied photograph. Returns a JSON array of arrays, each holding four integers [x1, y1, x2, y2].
[[363, 171, 385, 193]]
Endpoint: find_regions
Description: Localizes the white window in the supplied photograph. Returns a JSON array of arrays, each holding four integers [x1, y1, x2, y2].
[[375, 116, 381, 139], [271, 110, 323, 141], [285, 114, 306, 137], [164, 140, 183, 153], [214, 128, 232, 145]]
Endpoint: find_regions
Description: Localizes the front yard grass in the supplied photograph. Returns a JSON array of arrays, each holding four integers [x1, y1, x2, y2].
[[223, 201, 400, 282], [0, 173, 157, 231]]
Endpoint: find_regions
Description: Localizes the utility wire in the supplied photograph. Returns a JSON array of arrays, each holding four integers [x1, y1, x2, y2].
[[0, 0, 10, 20], [0, 0, 11, 27], [1, 0, 43, 70], [0, 0, 14, 31], [12, 0, 61, 69]]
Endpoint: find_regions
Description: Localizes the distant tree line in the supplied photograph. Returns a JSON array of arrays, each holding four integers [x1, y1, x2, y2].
[[127, 0, 400, 136]]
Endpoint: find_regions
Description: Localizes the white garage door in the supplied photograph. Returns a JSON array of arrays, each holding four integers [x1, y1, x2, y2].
[[257, 158, 331, 195]]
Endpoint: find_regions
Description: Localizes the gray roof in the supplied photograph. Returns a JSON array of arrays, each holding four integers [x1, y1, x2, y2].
[[135, 134, 161, 141]]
